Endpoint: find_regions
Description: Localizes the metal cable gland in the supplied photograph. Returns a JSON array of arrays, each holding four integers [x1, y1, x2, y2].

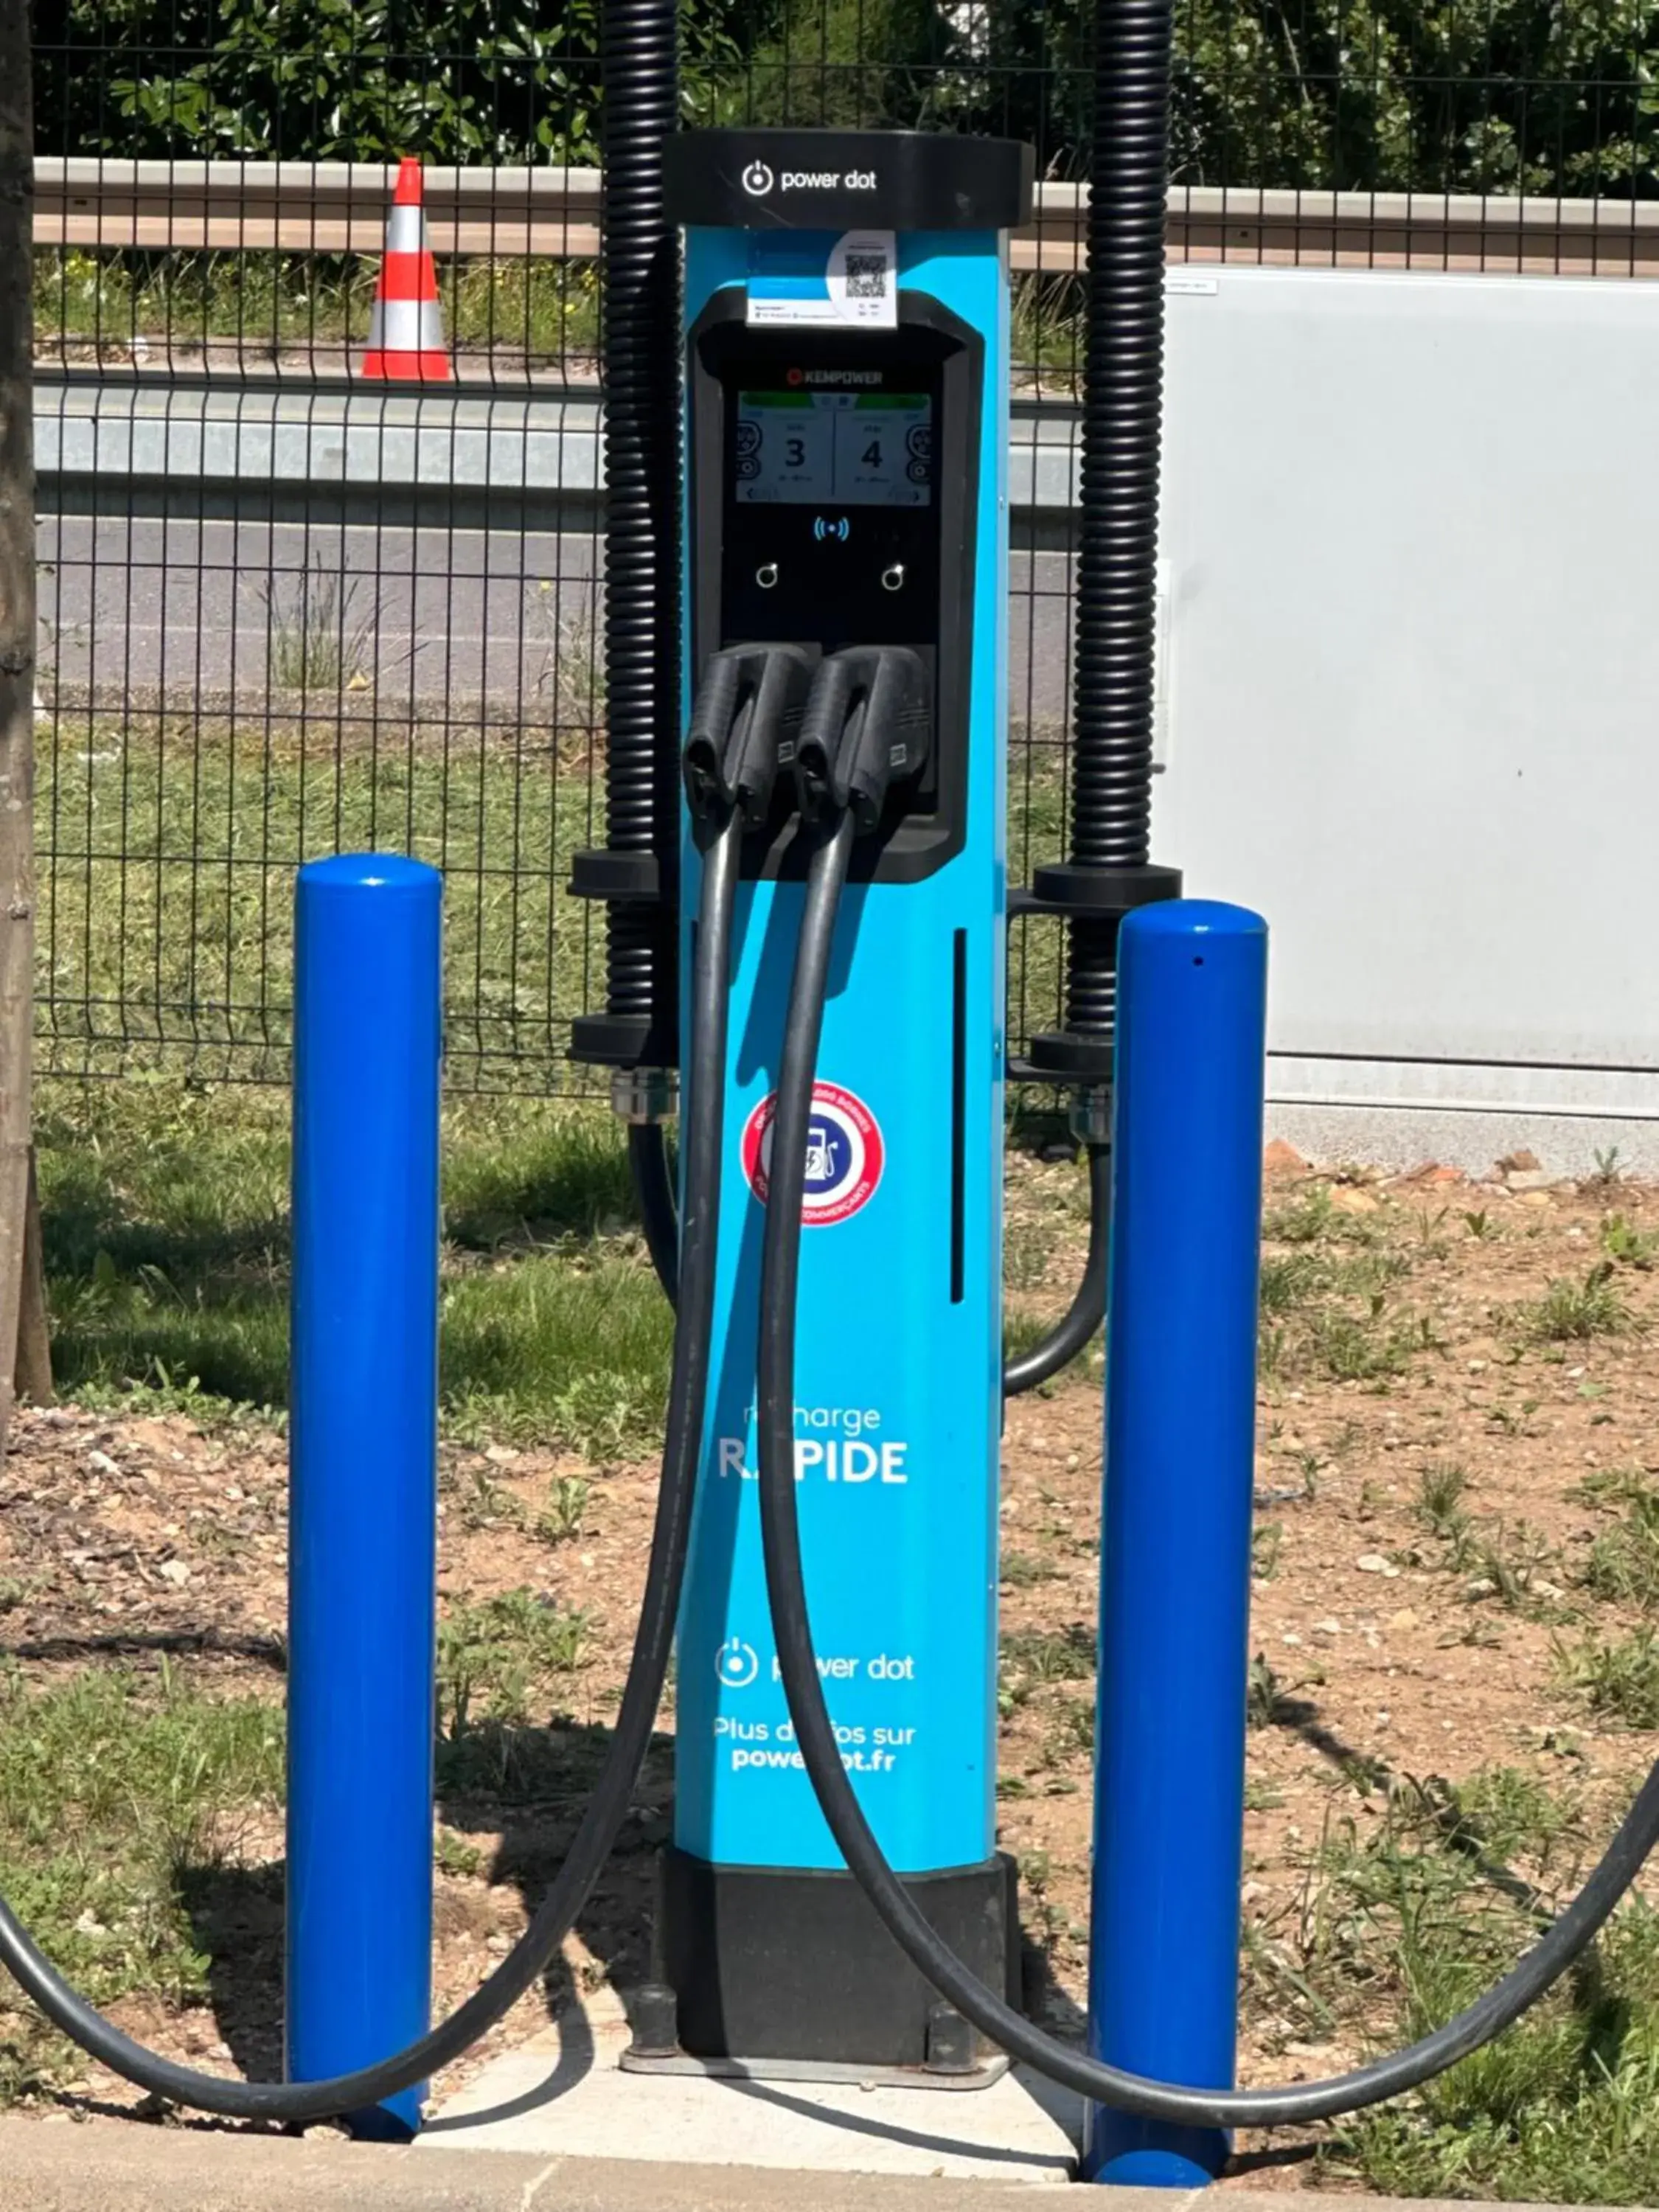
[[613, 1068, 678, 1125]]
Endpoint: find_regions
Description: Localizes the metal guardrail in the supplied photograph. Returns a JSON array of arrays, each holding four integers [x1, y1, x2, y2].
[[36, 159, 1659, 278], [35, 378, 1083, 509]]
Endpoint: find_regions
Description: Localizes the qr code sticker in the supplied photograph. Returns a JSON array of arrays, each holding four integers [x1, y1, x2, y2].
[[844, 252, 888, 299]]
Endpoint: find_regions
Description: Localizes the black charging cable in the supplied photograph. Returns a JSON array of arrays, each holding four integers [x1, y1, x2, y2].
[[1002, 1142, 1110, 1396], [755, 797, 1659, 2130]]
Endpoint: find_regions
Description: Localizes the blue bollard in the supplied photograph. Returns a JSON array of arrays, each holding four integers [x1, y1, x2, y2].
[[1083, 899, 1268, 2188], [287, 855, 442, 2140]]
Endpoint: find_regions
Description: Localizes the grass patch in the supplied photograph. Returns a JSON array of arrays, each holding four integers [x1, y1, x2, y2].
[[1415, 1460, 1470, 1539], [1517, 1263, 1635, 1345], [38, 723, 602, 1089], [38, 248, 602, 366], [1554, 1630, 1659, 1729], [261, 557, 376, 692], [0, 1666, 283, 2101], [436, 1587, 596, 1800], [1000, 1551, 1060, 1590], [998, 1624, 1094, 1715], [1265, 1770, 1659, 2202], [37, 1076, 672, 1453], [1304, 1302, 1425, 1383], [1601, 1213, 1659, 1270], [38, 717, 1068, 1091], [1581, 1486, 1659, 1608], [1466, 1518, 1558, 1614], [1256, 1200, 1431, 1389]]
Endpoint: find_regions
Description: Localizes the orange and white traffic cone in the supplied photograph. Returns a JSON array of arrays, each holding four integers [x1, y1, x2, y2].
[[360, 156, 451, 382]]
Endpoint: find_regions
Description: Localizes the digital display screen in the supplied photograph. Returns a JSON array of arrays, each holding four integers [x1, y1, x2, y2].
[[733, 391, 933, 508]]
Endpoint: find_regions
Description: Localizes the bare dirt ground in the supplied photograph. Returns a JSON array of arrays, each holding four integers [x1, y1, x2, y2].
[[4, 1146, 1659, 2180]]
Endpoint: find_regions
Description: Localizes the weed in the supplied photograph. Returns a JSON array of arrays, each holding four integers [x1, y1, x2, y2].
[[453, 1464, 526, 1532], [1554, 1628, 1659, 1728], [38, 1078, 680, 1447], [1589, 1143, 1627, 1192], [1601, 1212, 1659, 1270], [1001, 1624, 1094, 1684], [1252, 1523, 1284, 1580], [1342, 1895, 1659, 2200], [1043, 1694, 1094, 1762], [536, 1475, 591, 1546], [1577, 1464, 1654, 1509], [999, 1550, 1060, 1590], [1416, 1461, 1470, 1538], [1517, 1263, 1634, 1344], [1018, 1848, 1051, 1894], [260, 554, 375, 692], [1467, 1518, 1557, 1613], [530, 588, 608, 740], [435, 1827, 483, 1878], [1487, 1400, 1536, 1437], [1004, 1217, 1055, 1293], [1247, 1653, 1290, 1728], [1413, 1205, 1451, 1256], [1265, 1185, 1337, 1244], [437, 1587, 591, 1742], [1443, 1766, 1579, 1868], [999, 1624, 1094, 1714], [1259, 1251, 1327, 1315], [35, 247, 603, 369], [1581, 1489, 1659, 1607], [1463, 1208, 1497, 1239], [1306, 1300, 1419, 1383]]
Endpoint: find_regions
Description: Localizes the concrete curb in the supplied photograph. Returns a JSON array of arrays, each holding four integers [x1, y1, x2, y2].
[[0, 2121, 1626, 2212]]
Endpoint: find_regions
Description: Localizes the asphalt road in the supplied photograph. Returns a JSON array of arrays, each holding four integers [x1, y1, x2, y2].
[[38, 511, 1077, 731]]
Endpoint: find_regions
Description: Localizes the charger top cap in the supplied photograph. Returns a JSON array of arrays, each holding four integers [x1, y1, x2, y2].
[[664, 128, 1034, 233]]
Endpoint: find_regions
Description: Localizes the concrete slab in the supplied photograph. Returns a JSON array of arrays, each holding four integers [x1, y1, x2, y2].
[[421, 1987, 1082, 2182], [0, 2118, 1641, 2212], [0, 2116, 555, 2212]]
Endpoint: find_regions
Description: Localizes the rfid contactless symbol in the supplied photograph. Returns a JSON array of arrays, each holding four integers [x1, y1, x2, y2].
[[741, 161, 775, 197]]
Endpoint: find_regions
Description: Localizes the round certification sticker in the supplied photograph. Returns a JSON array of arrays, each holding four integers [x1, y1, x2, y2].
[[740, 1081, 885, 1227]]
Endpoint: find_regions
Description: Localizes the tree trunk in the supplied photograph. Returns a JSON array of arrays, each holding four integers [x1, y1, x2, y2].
[[0, 0, 34, 1464]]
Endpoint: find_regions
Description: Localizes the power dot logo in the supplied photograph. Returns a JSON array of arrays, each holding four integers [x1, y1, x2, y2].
[[741, 1081, 884, 1227], [741, 160, 775, 197], [714, 1637, 759, 1689]]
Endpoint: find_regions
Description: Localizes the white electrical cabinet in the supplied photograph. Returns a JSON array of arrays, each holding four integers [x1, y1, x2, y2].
[[1155, 265, 1659, 1168]]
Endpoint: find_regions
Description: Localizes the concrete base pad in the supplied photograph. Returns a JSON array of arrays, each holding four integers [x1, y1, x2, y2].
[[422, 1987, 1082, 2182], [0, 2114, 1632, 2212]]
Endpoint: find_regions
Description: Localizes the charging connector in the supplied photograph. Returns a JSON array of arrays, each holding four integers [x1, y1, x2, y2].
[[795, 646, 931, 832], [684, 644, 820, 826]]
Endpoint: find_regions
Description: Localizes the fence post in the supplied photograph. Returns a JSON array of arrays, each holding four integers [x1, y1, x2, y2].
[[288, 855, 442, 2140], [0, 0, 35, 1466], [1084, 898, 1267, 2187]]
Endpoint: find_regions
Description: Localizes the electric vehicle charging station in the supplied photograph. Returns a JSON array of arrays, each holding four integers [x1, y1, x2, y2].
[[627, 127, 1034, 2081], [11, 0, 1659, 2177]]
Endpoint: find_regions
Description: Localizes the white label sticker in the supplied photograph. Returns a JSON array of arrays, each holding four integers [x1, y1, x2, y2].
[[745, 230, 898, 329], [827, 229, 897, 327]]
